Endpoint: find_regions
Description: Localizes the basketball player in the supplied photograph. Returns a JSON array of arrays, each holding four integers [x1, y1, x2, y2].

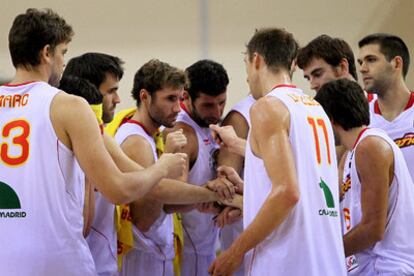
[[357, 33, 414, 181], [297, 34, 359, 93], [63, 52, 124, 123], [164, 59, 231, 276], [316, 78, 414, 275], [208, 28, 346, 276], [117, 59, 237, 275], [0, 8, 185, 276]]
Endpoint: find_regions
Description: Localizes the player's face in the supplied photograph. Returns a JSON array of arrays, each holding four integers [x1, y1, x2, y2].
[[49, 42, 68, 87], [302, 58, 341, 93], [358, 44, 394, 95], [192, 92, 227, 127], [99, 73, 120, 123], [148, 87, 183, 128]]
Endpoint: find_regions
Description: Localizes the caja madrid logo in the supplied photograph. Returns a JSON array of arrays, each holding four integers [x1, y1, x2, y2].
[[394, 132, 414, 149], [0, 181, 26, 218], [318, 178, 338, 217]]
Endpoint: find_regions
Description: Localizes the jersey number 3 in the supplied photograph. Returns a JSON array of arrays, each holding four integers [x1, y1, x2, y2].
[[1, 119, 31, 166], [307, 117, 331, 165]]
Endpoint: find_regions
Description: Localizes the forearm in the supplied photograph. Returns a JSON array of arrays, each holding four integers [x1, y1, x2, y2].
[[229, 189, 297, 255], [228, 137, 246, 157], [151, 179, 218, 204], [343, 222, 383, 256]]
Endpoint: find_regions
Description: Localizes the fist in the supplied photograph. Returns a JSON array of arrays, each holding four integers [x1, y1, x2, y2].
[[164, 129, 187, 153], [158, 152, 187, 179]]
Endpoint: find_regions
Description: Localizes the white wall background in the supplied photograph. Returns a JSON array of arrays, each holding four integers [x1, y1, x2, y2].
[[1, 0, 413, 113]]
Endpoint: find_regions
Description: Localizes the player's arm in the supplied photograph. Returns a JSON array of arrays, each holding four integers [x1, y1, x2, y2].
[[104, 132, 219, 206], [120, 134, 164, 232], [163, 122, 199, 212], [52, 93, 183, 204], [216, 111, 249, 176], [209, 97, 299, 275], [83, 177, 95, 237], [343, 137, 391, 256]]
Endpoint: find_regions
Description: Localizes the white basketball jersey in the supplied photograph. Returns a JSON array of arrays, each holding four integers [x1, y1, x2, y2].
[[243, 85, 346, 275], [341, 128, 414, 275], [86, 191, 118, 276], [115, 121, 174, 261], [231, 94, 255, 128], [176, 108, 219, 256], [0, 81, 95, 275], [369, 93, 414, 181]]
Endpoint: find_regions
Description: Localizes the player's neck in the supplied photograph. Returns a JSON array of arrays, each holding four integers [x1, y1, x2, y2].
[[341, 126, 368, 151], [131, 108, 159, 135], [11, 67, 48, 85], [260, 71, 292, 97], [377, 78, 411, 120]]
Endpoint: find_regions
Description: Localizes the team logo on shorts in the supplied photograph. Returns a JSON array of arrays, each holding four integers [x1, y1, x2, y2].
[[318, 178, 338, 217], [0, 181, 26, 218], [394, 132, 414, 149]]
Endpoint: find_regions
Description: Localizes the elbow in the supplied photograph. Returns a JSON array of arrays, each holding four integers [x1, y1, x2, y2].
[[369, 223, 385, 243], [271, 184, 300, 208]]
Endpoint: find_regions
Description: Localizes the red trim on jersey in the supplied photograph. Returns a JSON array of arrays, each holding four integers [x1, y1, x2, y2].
[[374, 92, 414, 115], [272, 84, 297, 90], [99, 124, 104, 135], [404, 92, 414, 110], [353, 127, 369, 149], [125, 119, 152, 136], [180, 101, 192, 117], [367, 93, 374, 102], [2, 81, 37, 87]]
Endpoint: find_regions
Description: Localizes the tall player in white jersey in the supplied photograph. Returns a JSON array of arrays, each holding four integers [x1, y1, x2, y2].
[[164, 59, 233, 276], [315, 79, 414, 275], [0, 8, 187, 276], [357, 33, 414, 181], [209, 28, 346, 276]]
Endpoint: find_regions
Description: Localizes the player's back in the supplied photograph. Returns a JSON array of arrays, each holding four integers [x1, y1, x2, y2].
[[244, 85, 346, 275], [0, 81, 95, 275]]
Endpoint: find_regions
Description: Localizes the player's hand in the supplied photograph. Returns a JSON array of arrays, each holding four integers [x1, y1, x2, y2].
[[195, 202, 221, 214], [217, 166, 244, 193], [209, 124, 238, 149], [206, 177, 236, 201], [164, 129, 187, 153], [208, 247, 244, 276], [157, 152, 187, 179], [214, 206, 242, 228]]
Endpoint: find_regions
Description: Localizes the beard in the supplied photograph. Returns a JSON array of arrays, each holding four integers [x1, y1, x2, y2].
[[148, 106, 177, 128], [190, 102, 221, 128]]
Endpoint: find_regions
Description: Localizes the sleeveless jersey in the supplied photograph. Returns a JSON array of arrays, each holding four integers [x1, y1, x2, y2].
[[369, 92, 414, 181], [230, 94, 255, 129], [176, 108, 219, 256], [115, 122, 174, 261], [0, 81, 95, 275], [341, 128, 414, 275], [243, 85, 346, 275]]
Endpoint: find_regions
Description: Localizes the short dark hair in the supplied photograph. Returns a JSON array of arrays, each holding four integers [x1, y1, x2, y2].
[[315, 79, 370, 130], [297, 34, 358, 80], [185, 59, 229, 100], [63, 52, 124, 89], [132, 59, 187, 106], [58, 75, 102, 105], [359, 33, 410, 78], [246, 28, 299, 73], [9, 8, 74, 69]]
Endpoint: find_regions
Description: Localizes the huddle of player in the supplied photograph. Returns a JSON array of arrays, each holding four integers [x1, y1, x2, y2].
[[1, 8, 413, 276]]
